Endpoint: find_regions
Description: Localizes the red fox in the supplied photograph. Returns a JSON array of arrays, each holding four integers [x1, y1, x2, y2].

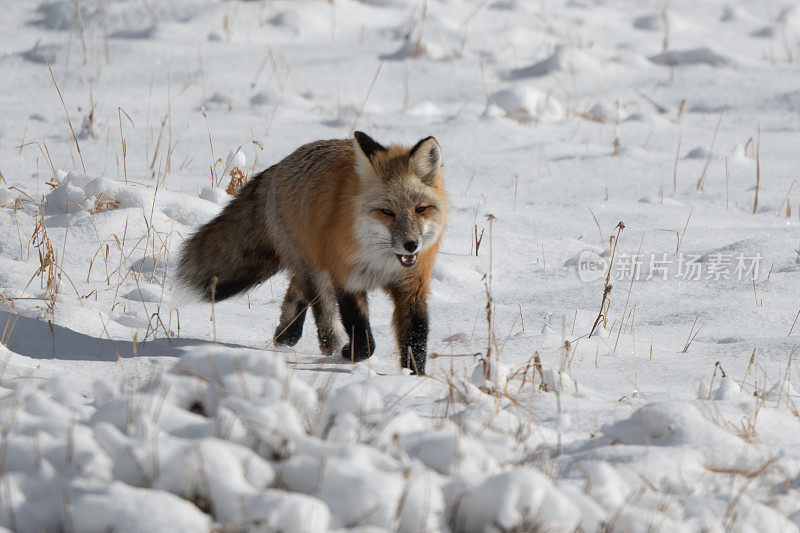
[[177, 131, 448, 375]]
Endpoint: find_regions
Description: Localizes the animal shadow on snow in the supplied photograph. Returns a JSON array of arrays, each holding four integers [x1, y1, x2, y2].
[[0, 310, 246, 361]]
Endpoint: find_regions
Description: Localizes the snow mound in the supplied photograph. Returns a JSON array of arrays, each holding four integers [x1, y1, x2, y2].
[[32, 0, 212, 36], [121, 285, 163, 303], [685, 146, 708, 159], [710, 377, 751, 402], [632, 14, 662, 31], [649, 47, 729, 67], [19, 43, 60, 65], [720, 6, 747, 22], [583, 101, 626, 123], [454, 469, 581, 531], [779, 6, 800, 37], [198, 186, 228, 205], [407, 100, 444, 116], [602, 401, 746, 452], [469, 359, 510, 390], [382, 33, 450, 61], [129, 257, 167, 279], [510, 44, 599, 79], [249, 88, 280, 106], [0, 346, 329, 531], [490, 86, 565, 123], [45, 173, 218, 225]]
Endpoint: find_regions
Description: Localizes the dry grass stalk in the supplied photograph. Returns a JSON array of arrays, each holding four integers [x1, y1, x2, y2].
[[706, 361, 727, 399], [637, 90, 667, 114], [512, 172, 518, 211], [777, 179, 799, 217], [430, 352, 481, 359], [681, 316, 701, 353], [777, 348, 795, 409], [118, 107, 134, 183], [676, 208, 692, 253], [696, 109, 724, 192], [17, 141, 58, 183], [589, 221, 624, 338], [168, 307, 181, 338], [753, 126, 760, 214], [349, 61, 384, 134], [1, 313, 20, 347], [472, 225, 484, 256], [614, 232, 643, 352], [533, 351, 548, 392], [462, 169, 477, 197], [743, 136, 754, 157], [672, 134, 681, 193], [707, 457, 774, 478], [677, 99, 686, 120], [789, 309, 800, 337], [48, 65, 85, 173]]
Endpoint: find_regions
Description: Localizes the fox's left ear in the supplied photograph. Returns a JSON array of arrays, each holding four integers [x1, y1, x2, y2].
[[353, 131, 386, 180], [409, 136, 442, 184]]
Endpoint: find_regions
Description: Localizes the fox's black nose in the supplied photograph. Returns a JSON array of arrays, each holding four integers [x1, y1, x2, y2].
[[404, 241, 419, 253]]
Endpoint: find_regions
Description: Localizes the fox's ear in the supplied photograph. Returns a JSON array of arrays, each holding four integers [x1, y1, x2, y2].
[[409, 136, 442, 184], [353, 131, 386, 180], [354, 131, 386, 159]]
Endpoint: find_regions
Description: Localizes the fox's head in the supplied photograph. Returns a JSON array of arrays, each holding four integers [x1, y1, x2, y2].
[[352, 131, 448, 269]]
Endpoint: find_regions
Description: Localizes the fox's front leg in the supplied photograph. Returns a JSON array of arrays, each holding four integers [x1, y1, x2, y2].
[[337, 290, 375, 362], [274, 276, 307, 347], [388, 286, 429, 375]]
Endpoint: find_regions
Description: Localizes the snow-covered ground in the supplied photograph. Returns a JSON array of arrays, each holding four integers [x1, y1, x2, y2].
[[1, 0, 800, 530]]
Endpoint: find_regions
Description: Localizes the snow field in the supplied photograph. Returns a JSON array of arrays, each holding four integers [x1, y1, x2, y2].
[[4, 336, 800, 530], [1, 0, 800, 530]]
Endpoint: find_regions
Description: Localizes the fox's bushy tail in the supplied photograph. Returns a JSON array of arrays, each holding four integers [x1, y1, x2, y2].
[[176, 181, 280, 301]]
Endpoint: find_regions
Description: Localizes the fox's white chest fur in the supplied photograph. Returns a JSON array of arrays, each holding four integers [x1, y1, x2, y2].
[[345, 215, 404, 292], [345, 253, 403, 292]]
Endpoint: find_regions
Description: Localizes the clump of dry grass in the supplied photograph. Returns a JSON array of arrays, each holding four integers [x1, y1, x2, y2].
[[24, 199, 58, 313], [90, 192, 120, 214], [225, 166, 246, 196]]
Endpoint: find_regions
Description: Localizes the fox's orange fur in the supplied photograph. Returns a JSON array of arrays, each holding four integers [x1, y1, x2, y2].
[[177, 131, 448, 374]]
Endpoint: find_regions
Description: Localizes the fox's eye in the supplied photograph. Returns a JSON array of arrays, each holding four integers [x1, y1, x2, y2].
[[415, 205, 430, 214], [380, 208, 395, 217]]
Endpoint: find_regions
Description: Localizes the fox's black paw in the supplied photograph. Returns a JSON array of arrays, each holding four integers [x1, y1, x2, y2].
[[341, 342, 375, 362], [318, 330, 340, 357], [274, 321, 303, 347]]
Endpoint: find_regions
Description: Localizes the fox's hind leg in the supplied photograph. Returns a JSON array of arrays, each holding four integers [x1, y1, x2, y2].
[[274, 276, 307, 347], [289, 271, 340, 356], [337, 290, 375, 362]]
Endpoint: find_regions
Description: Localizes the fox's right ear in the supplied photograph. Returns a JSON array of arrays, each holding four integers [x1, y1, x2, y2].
[[353, 131, 386, 180]]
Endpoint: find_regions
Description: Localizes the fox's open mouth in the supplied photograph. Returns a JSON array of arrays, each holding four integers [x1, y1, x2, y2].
[[396, 254, 418, 268]]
